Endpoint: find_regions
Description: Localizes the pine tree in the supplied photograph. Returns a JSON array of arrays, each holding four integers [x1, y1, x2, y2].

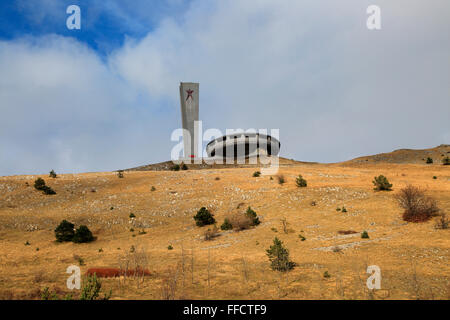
[[266, 237, 294, 271], [295, 175, 307, 187]]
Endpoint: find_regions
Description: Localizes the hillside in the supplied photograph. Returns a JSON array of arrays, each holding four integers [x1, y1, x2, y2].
[[344, 144, 450, 165], [0, 156, 449, 300]]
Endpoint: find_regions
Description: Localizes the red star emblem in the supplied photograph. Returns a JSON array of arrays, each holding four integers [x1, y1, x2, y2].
[[186, 89, 194, 101]]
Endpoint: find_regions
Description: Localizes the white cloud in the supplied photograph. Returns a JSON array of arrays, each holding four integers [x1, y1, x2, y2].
[[0, 35, 174, 174], [1, 0, 449, 175]]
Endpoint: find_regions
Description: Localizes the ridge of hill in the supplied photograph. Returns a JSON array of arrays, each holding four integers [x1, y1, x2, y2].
[[124, 145, 450, 172], [342, 144, 450, 165], [124, 157, 317, 171]]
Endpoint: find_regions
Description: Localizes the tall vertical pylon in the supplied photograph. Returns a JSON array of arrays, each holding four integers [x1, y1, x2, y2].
[[179, 82, 199, 161]]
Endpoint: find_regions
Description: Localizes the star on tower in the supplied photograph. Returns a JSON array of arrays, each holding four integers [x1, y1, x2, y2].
[[186, 89, 194, 101]]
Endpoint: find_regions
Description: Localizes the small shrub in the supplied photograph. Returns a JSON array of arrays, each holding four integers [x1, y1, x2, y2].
[[129, 213, 136, 219], [277, 175, 286, 185], [215, 177, 220, 181], [117, 170, 124, 178], [72, 225, 94, 243], [42, 186, 56, 195], [434, 213, 449, 230], [442, 156, 450, 165], [336, 207, 341, 212], [151, 186, 156, 191], [25, 240, 30, 246], [80, 274, 111, 300], [138, 230, 147, 235], [40, 287, 50, 300], [298, 234, 306, 241], [130, 228, 134, 232], [98, 248, 103, 253], [426, 157, 433, 164], [395, 185, 440, 222], [193, 207, 215, 227], [433, 176, 437, 180], [271, 227, 278, 232], [167, 245, 173, 250], [49, 170, 57, 178], [332, 246, 342, 253], [34, 177, 56, 195], [323, 271, 331, 278], [171, 164, 180, 171], [270, 176, 273, 180], [372, 175, 392, 191], [266, 237, 294, 272], [361, 231, 369, 239], [341, 206, 347, 213], [245, 206, 260, 226], [41, 287, 59, 300], [295, 175, 307, 187], [55, 220, 75, 242], [181, 163, 188, 170], [63, 294, 74, 300], [253, 171, 261, 177], [220, 218, 233, 230], [34, 178, 46, 190], [73, 254, 85, 266]]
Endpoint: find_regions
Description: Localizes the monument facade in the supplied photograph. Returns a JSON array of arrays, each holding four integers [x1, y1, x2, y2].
[[179, 82, 199, 159]]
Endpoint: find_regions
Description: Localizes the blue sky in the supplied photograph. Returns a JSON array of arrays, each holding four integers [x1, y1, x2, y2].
[[0, 0, 195, 56], [0, 1, 449, 175]]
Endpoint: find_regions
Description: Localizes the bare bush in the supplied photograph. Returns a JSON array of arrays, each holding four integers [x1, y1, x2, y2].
[[337, 230, 358, 235], [204, 225, 220, 241], [228, 212, 253, 231], [0, 290, 15, 300], [118, 245, 149, 287], [281, 218, 288, 234], [33, 270, 46, 283], [395, 185, 440, 222], [160, 265, 180, 300], [435, 213, 449, 230]]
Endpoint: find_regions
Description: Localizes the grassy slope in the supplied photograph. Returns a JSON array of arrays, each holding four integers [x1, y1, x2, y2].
[[0, 161, 449, 299]]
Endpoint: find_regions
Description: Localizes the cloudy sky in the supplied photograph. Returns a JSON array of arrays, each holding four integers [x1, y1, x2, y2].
[[0, 0, 449, 175]]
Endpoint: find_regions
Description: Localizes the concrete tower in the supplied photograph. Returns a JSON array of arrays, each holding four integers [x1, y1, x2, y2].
[[179, 82, 199, 160]]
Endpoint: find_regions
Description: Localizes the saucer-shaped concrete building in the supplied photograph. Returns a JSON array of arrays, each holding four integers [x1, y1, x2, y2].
[[206, 132, 280, 160]]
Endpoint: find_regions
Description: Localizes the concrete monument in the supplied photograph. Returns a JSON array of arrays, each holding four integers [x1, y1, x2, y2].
[[179, 82, 199, 160]]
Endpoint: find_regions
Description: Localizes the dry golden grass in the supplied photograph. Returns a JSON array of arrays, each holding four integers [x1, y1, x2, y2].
[[0, 161, 449, 299]]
